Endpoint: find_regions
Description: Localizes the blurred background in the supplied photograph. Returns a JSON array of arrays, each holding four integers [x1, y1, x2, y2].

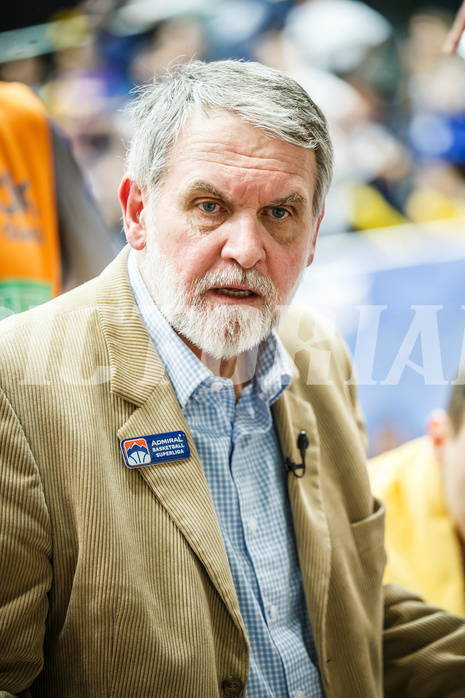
[[2, 0, 465, 454]]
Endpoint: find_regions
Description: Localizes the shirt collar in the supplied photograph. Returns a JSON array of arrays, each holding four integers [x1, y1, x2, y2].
[[127, 247, 292, 408]]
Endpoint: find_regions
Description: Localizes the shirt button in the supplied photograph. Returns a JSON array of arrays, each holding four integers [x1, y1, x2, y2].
[[221, 675, 244, 696], [211, 381, 223, 392], [248, 516, 258, 533], [269, 605, 279, 621], [295, 692, 305, 698]]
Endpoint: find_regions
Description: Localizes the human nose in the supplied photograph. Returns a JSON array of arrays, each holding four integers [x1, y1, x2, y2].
[[220, 214, 265, 269]]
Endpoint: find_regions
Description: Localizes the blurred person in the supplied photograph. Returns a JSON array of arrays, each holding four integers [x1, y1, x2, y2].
[[369, 378, 465, 616], [42, 13, 135, 236], [1, 60, 465, 698], [0, 56, 46, 88], [404, 11, 465, 159], [203, 0, 295, 62], [0, 80, 118, 319], [343, 122, 412, 230], [399, 9, 465, 230], [129, 18, 206, 84], [405, 160, 465, 223], [276, 0, 416, 235]]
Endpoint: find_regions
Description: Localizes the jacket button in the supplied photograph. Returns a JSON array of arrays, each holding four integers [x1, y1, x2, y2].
[[221, 675, 244, 696]]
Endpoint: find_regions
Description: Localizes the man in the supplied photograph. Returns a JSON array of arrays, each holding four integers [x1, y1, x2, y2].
[[1, 60, 465, 698], [369, 381, 465, 617]]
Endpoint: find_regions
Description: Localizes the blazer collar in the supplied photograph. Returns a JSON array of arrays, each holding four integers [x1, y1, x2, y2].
[[96, 246, 167, 406]]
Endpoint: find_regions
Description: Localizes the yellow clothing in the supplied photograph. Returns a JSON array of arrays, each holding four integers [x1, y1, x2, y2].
[[406, 187, 465, 223], [347, 181, 407, 230], [369, 436, 465, 616]]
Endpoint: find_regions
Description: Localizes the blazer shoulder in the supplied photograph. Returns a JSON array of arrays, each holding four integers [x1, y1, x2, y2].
[[277, 302, 354, 388], [0, 277, 98, 335], [0, 246, 131, 348]]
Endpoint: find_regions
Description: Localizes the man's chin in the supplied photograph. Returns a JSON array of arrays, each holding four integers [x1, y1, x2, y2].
[[187, 323, 273, 361], [161, 298, 279, 360]]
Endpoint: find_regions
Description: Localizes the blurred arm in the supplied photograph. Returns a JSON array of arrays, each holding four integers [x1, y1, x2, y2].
[[51, 124, 121, 291], [443, 1, 465, 54]]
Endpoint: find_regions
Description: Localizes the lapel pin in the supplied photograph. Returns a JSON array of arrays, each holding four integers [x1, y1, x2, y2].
[[120, 431, 191, 469]]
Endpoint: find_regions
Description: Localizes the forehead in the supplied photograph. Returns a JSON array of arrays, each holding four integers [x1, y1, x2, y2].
[[162, 110, 317, 203]]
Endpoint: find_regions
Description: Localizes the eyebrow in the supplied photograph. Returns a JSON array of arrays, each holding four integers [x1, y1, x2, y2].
[[187, 181, 233, 206], [187, 180, 308, 210], [268, 193, 307, 209]]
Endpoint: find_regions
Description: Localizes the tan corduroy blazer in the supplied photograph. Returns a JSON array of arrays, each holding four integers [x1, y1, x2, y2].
[[1, 248, 465, 698]]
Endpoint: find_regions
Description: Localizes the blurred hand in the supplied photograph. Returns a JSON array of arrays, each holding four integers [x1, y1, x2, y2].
[[443, 1, 465, 54]]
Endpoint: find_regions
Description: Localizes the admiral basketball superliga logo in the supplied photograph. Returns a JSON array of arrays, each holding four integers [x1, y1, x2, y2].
[[123, 438, 151, 466]]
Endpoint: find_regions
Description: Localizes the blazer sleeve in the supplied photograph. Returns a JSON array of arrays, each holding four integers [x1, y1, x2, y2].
[[0, 388, 52, 695], [382, 583, 465, 697]]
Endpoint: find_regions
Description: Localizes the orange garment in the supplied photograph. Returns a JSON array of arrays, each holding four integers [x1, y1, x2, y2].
[[0, 82, 61, 316]]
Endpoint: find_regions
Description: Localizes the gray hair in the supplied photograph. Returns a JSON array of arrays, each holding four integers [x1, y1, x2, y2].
[[125, 59, 333, 217]]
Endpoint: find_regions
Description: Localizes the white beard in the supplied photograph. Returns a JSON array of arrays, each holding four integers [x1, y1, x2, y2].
[[141, 218, 304, 361]]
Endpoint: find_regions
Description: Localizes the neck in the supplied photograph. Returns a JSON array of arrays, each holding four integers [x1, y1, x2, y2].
[[178, 331, 256, 402]]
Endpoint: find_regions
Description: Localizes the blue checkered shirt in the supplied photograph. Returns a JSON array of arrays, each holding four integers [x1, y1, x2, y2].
[[128, 250, 324, 697]]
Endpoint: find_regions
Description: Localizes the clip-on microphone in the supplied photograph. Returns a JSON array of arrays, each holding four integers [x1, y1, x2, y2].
[[285, 430, 309, 478]]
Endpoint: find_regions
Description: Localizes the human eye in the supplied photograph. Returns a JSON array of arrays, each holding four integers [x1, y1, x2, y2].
[[198, 201, 220, 214], [267, 207, 290, 220]]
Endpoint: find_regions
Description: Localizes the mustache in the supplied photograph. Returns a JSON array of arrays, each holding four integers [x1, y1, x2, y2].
[[193, 266, 277, 299]]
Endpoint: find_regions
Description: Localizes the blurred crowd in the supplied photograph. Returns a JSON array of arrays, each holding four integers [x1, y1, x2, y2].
[[2, 0, 465, 245]]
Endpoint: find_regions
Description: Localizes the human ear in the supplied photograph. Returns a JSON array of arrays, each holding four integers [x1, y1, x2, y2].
[[118, 176, 146, 251], [427, 409, 452, 466], [306, 203, 325, 267]]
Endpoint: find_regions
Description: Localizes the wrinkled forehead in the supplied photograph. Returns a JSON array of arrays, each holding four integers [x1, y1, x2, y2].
[[168, 106, 314, 157], [163, 110, 317, 195]]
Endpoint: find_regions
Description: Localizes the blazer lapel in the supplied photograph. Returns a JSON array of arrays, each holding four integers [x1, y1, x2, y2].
[[96, 248, 246, 637], [272, 389, 332, 677]]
